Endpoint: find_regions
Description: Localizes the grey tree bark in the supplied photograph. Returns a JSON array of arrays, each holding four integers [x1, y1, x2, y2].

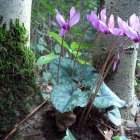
[[0, 0, 35, 138], [99, 0, 140, 121], [0, 0, 32, 46]]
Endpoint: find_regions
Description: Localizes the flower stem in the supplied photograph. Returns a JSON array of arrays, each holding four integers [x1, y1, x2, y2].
[[57, 37, 64, 84], [71, 23, 90, 79], [79, 35, 120, 129], [77, 32, 100, 87]]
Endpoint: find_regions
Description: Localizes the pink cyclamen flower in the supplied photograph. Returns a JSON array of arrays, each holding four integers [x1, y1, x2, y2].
[[87, 9, 123, 36], [118, 14, 140, 42], [55, 7, 80, 36], [112, 52, 120, 71]]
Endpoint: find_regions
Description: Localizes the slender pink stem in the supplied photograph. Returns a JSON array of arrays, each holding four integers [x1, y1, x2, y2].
[[71, 23, 90, 78], [80, 35, 120, 129], [57, 37, 64, 84], [77, 32, 100, 87]]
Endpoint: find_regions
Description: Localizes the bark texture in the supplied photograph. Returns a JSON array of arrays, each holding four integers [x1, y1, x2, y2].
[[101, 0, 140, 120], [0, 0, 32, 32], [0, 1, 39, 138], [0, 0, 32, 46]]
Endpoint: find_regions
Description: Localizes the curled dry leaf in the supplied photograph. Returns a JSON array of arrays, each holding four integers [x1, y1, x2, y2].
[[55, 112, 76, 131], [104, 129, 113, 140]]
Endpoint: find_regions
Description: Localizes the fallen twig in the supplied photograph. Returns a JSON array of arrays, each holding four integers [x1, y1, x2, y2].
[[20, 131, 43, 138], [3, 99, 49, 140]]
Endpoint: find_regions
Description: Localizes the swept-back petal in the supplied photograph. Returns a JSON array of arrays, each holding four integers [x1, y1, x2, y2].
[[99, 20, 110, 34], [87, 15, 93, 23], [120, 21, 140, 42], [108, 14, 114, 28], [70, 7, 76, 19], [129, 13, 140, 31], [100, 8, 107, 23], [55, 10, 66, 27], [127, 27, 140, 42], [109, 28, 123, 36], [59, 28, 67, 36], [69, 13, 80, 27], [88, 11, 99, 29], [117, 17, 127, 29]]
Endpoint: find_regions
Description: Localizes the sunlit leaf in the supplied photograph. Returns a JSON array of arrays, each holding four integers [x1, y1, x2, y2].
[[137, 63, 140, 68], [113, 135, 128, 140], [77, 59, 91, 65], [70, 42, 79, 51], [48, 31, 70, 50], [36, 53, 59, 66], [72, 51, 81, 57]]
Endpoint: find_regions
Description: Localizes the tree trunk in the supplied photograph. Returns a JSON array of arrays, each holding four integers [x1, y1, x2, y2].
[[0, 0, 39, 138], [0, 0, 32, 46], [100, 0, 140, 121]]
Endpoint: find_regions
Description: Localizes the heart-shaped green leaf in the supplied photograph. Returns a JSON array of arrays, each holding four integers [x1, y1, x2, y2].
[[108, 107, 122, 126], [51, 84, 90, 113]]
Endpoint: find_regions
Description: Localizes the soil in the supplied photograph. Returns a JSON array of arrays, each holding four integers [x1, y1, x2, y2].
[[2, 49, 140, 140], [2, 84, 140, 140], [15, 104, 105, 140]]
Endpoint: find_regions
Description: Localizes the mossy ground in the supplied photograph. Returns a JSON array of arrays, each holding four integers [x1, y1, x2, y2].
[[0, 20, 39, 137]]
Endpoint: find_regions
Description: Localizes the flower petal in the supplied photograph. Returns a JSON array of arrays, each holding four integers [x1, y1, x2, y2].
[[69, 13, 80, 27], [87, 11, 99, 29], [112, 52, 120, 71], [112, 61, 118, 71], [55, 9, 66, 27], [99, 20, 110, 34], [108, 14, 114, 28], [129, 13, 140, 31], [117, 17, 126, 29], [70, 7, 76, 19], [59, 28, 67, 36], [127, 27, 140, 42], [87, 15, 93, 23], [109, 28, 123, 36], [100, 8, 107, 23]]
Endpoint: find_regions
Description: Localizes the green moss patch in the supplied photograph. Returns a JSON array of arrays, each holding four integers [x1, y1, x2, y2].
[[0, 19, 39, 135]]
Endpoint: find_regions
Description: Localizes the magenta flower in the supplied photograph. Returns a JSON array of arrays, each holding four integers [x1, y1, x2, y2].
[[118, 14, 140, 42], [55, 7, 80, 36], [112, 52, 120, 71], [87, 9, 123, 36]]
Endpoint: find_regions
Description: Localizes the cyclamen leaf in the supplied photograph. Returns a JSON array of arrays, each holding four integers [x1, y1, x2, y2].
[[49, 58, 95, 84], [36, 53, 59, 66], [51, 84, 90, 113], [107, 107, 122, 126], [63, 129, 76, 140], [82, 73, 125, 108], [50, 58, 125, 109]]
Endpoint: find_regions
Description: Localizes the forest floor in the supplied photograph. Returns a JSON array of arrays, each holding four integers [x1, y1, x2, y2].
[[10, 66, 140, 140], [3, 52, 140, 140]]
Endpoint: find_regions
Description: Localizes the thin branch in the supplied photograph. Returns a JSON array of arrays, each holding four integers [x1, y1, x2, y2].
[[3, 99, 49, 140], [57, 37, 64, 84]]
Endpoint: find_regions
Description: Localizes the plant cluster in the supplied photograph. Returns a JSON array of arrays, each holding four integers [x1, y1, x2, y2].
[[36, 5, 140, 139]]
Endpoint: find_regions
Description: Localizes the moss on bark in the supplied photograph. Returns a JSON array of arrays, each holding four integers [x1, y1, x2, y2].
[[0, 19, 39, 135]]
